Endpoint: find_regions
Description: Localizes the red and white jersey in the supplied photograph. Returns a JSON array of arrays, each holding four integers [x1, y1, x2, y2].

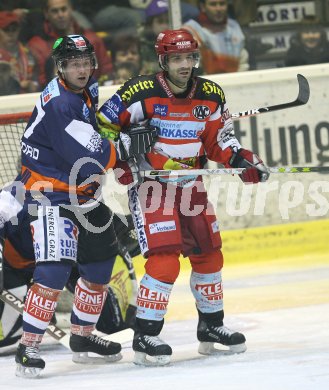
[[98, 71, 241, 170]]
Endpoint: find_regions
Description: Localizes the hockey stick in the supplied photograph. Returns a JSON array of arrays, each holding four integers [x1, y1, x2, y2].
[[231, 74, 310, 119], [142, 165, 329, 178], [0, 238, 3, 294], [0, 289, 133, 349]]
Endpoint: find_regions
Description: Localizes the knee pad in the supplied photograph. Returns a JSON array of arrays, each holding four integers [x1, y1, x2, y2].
[[190, 250, 223, 274], [145, 252, 180, 283]]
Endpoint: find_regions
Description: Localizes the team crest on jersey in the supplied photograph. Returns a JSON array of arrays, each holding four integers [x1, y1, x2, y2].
[[153, 104, 168, 117], [193, 105, 210, 120]]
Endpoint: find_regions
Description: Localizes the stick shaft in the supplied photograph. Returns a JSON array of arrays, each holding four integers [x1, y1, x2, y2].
[[142, 166, 329, 177]]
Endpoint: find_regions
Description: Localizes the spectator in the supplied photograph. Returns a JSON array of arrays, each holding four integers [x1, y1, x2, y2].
[[27, 0, 113, 88], [112, 61, 140, 85], [183, 0, 249, 74], [139, 0, 170, 75], [92, 1, 143, 37], [0, 11, 39, 93], [285, 23, 329, 67], [110, 33, 142, 80], [0, 49, 20, 95]]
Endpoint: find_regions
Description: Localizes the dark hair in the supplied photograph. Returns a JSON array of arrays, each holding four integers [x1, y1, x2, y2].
[[110, 33, 140, 61]]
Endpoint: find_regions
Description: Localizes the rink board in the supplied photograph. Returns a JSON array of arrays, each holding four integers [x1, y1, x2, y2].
[[132, 218, 329, 275]]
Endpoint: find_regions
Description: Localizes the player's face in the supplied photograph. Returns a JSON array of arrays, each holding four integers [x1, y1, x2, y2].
[[63, 56, 92, 91], [201, 0, 228, 25], [166, 52, 196, 87]]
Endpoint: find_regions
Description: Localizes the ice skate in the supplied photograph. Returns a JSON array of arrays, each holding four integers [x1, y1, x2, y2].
[[133, 334, 172, 366], [69, 333, 122, 364], [15, 343, 45, 378], [197, 320, 247, 355]]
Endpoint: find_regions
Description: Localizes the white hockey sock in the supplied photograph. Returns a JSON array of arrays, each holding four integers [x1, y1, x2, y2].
[[190, 271, 224, 313], [22, 283, 61, 345], [71, 278, 107, 336], [136, 274, 173, 321]]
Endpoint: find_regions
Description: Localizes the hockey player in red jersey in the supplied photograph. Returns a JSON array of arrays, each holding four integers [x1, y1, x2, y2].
[[13, 34, 156, 378], [98, 29, 270, 365]]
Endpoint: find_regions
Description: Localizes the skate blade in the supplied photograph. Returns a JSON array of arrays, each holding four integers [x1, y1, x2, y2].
[[15, 363, 43, 378], [198, 342, 247, 356], [72, 351, 122, 365], [133, 351, 171, 366]]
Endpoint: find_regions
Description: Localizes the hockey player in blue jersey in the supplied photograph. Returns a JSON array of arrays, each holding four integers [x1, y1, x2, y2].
[[13, 34, 157, 378]]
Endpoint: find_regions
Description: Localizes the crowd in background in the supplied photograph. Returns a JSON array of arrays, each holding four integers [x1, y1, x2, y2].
[[0, 0, 328, 96]]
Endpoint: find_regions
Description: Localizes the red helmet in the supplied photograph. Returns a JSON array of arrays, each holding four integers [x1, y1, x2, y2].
[[155, 29, 198, 55], [155, 29, 199, 70]]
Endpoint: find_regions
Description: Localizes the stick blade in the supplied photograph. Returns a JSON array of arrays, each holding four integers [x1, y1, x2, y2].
[[296, 74, 310, 105]]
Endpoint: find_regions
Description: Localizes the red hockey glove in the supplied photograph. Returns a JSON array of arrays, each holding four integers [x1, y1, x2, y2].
[[114, 159, 142, 187], [229, 148, 270, 184]]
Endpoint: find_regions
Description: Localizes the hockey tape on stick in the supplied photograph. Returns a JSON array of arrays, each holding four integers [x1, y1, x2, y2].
[[142, 166, 329, 177], [0, 289, 133, 349], [231, 74, 310, 119]]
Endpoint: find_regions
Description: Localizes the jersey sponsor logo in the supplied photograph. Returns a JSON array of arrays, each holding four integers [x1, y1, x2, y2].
[[157, 73, 174, 98], [153, 104, 168, 117], [21, 141, 39, 160], [149, 221, 176, 234], [193, 105, 210, 120], [161, 128, 201, 139], [120, 80, 155, 102], [202, 81, 225, 101], [42, 79, 60, 106], [101, 95, 122, 122], [89, 82, 98, 98], [152, 118, 204, 140], [86, 132, 102, 152], [169, 112, 190, 118]]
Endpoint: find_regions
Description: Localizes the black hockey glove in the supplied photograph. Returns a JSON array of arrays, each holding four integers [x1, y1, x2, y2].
[[126, 123, 159, 155]]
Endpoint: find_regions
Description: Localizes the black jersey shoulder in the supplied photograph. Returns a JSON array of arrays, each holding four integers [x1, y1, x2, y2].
[[195, 76, 227, 104], [117, 74, 159, 105]]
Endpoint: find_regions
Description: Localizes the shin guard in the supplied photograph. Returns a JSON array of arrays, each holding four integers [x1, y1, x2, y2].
[[71, 278, 108, 336], [22, 283, 61, 346], [190, 271, 223, 313], [136, 274, 173, 321]]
